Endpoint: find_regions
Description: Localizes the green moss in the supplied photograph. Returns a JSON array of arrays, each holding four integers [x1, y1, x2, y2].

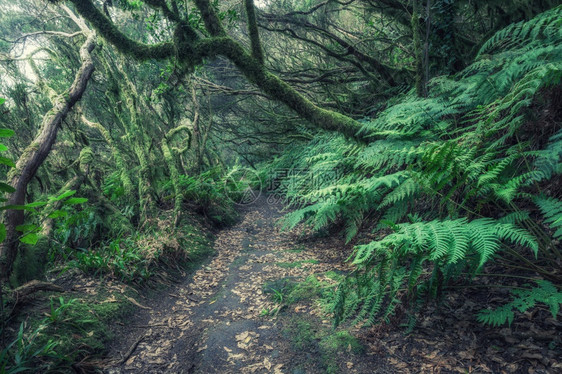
[[285, 319, 316, 350], [70, 0, 175, 60], [264, 273, 337, 306], [286, 275, 324, 304], [9, 243, 48, 286], [244, 0, 263, 63], [284, 245, 305, 253], [320, 331, 364, 355], [195, 37, 368, 142], [283, 316, 364, 374]]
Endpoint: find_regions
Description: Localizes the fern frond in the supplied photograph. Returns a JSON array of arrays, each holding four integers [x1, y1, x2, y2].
[[478, 280, 562, 326], [535, 196, 562, 239]]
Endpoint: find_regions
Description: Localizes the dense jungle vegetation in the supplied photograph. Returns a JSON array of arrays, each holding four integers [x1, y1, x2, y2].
[[1, 0, 562, 372]]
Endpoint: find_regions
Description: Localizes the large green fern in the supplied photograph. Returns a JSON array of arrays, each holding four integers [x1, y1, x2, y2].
[[263, 6, 562, 328]]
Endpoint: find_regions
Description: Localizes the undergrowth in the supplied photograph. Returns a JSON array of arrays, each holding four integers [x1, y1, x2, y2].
[[261, 6, 562, 328]]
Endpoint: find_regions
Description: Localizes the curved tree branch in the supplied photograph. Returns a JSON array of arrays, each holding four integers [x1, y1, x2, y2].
[[66, 0, 370, 141], [260, 13, 405, 86], [69, 0, 174, 60], [0, 31, 97, 279]]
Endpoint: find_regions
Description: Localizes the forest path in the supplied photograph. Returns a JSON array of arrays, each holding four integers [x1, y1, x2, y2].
[[104, 195, 369, 374]]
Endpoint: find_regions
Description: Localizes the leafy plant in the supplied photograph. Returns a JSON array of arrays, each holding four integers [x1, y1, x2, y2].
[[0, 323, 57, 374], [263, 7, 562, 327], [45, 297, 77, 324], [478, 280, 562, 326]]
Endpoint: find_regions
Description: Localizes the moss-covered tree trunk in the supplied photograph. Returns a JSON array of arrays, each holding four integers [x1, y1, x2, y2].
[[161, 137, 182, 226], [98, 53, 157, 220], [81, 114, 134, 197], [115, 59, 158, 218], [0, 33, 96, 280]]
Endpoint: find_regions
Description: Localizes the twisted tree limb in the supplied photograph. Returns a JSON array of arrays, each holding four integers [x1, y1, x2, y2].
[[0, 26, 96, 280], [66, 0, 371, 142]]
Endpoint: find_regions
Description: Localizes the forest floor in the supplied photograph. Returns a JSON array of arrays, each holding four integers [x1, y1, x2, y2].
[[101, 195, 562, 374]]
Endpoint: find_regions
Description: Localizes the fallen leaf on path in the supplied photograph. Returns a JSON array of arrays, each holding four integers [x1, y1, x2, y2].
[[124, 296, 151, 310], [228, 352, 245, 360], [264, 357, 272, 370], [103, 295, 119, 303]]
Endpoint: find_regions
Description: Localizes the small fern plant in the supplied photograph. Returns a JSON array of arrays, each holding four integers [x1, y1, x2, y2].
[[331, 218, 538, 326], [477, 280, 562, 326]]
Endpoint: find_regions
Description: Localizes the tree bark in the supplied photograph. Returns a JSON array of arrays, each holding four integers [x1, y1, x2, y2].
[[0, 33, 96, 280]]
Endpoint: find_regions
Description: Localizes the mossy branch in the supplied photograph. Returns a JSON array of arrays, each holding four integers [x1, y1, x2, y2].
[[141, 0, 181, 23], [196, 37, 366, 140], [167, 124, 192, 146], [64, 0, 369, 141], [69, 0, 174, 60], [192, 0, 226, 36]]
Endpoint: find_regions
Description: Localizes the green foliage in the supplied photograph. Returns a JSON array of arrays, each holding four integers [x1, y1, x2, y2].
[[56, 218, 212, 284], [68, 236, 151, 282], [0, 323, 57, 374], [478, 280, 562, 326], [45, 297, 77, 324], [330, 218, 538, 326], [51, 205, 102, 254], [283, 316, 364, 374], [169, 167, 239, 226], [353, 218, 537, 269], [7, 289, 134, 372], [264, 7, 562, 327], [535, 196, 562, 239]]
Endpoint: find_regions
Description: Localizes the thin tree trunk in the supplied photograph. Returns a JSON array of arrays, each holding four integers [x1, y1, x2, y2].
[[82, 114, 134, 196], [411, 0, 425, 97], [161, 137, 182, 226], [423, 0, 431, 97]]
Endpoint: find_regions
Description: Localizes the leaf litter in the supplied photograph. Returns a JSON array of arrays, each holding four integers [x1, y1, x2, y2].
[[104, 196, 562, 373]]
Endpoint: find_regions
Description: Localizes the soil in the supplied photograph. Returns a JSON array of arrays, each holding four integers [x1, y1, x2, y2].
[[101, 195, 562, 374]]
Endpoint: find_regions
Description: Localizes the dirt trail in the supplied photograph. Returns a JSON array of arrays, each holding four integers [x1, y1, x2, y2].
[[101, 194, 562, 374], [104, 195, 367, 374]]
